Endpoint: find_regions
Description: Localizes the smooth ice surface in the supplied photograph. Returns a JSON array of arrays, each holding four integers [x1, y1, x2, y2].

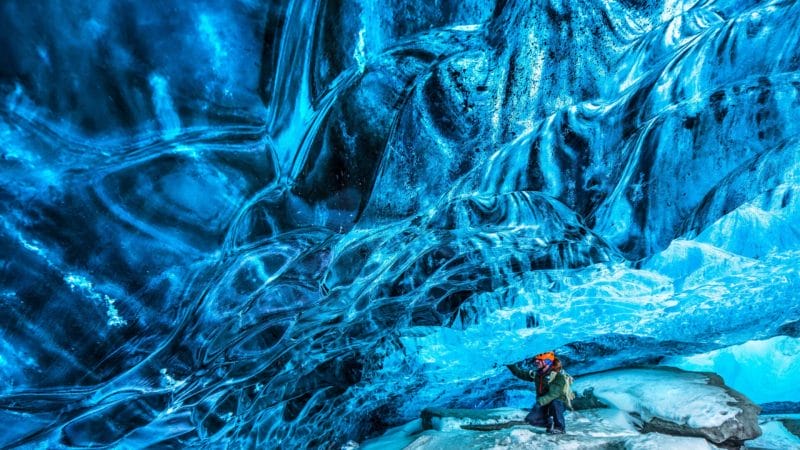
[[1, 0, 799, 448], [663, 336, 800, 404]]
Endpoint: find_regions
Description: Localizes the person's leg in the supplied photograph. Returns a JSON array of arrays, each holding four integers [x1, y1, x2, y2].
[[524, 404, 548, 427], [548, 400, 566, 432], [541, 402, 555, 432]]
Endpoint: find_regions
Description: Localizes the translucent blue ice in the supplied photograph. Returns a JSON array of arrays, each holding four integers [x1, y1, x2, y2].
[[664, 336, 800, 404], [0, 0, 798, 448]]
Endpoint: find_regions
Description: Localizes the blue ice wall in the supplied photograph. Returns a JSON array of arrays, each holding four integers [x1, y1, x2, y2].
[[1, 0, 799, 448]]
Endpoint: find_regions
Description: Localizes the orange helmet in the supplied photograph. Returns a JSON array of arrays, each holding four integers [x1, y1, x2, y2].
[[534, 351, 555, 364]]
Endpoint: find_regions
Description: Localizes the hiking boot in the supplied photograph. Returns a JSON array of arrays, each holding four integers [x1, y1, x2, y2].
[[546, 428, 565, 434]]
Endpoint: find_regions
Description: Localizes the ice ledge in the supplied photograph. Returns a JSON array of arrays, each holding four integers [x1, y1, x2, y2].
[[421, 407, 528, 432]]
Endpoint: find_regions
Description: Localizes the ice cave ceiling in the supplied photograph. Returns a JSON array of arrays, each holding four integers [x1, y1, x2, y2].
[[0, 0, 799, 448]]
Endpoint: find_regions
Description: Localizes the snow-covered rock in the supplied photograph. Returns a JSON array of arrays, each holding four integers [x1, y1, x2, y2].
[[574, 366, 761, 446]]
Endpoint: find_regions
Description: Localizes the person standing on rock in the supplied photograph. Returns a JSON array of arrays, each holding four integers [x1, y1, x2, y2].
[[524, 351, 568, 434]]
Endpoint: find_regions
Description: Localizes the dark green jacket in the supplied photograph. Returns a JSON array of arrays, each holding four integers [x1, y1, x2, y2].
[[533, 369, 568, 406], [506, 363, 571, 406]]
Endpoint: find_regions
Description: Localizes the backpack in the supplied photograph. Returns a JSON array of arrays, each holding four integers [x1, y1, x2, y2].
[[561, 370, 576, 410]]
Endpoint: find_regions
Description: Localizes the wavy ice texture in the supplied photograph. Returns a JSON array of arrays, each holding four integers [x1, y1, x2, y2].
[[0, 0, 799, 448]]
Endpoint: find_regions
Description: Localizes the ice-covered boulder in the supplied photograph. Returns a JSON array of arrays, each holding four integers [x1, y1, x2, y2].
[[574, 366, 761, 447]]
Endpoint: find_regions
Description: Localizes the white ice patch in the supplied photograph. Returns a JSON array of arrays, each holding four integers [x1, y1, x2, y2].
[[148, 74, 181, 140], [160, 368, 186, 389], [451, 24, 481, 32], [104, 297, 126, 327], [65, 273, 127, 328], [354, 27, 366, 73], [353, 2, 380, 73]]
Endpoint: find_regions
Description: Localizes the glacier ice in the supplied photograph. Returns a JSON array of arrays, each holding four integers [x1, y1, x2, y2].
[[663, 336, 800, 404], [1, 0, 799, 448]]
